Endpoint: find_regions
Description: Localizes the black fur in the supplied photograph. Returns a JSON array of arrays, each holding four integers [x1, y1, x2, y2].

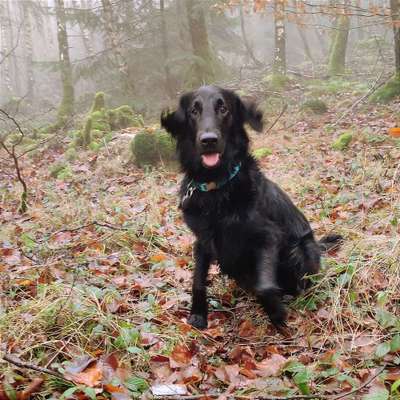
[[161, 85, 342, 329]]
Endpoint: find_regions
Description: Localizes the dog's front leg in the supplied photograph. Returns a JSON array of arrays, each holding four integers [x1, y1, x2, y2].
[[255, 248, 287, 328], [188, 241, 211, 329]]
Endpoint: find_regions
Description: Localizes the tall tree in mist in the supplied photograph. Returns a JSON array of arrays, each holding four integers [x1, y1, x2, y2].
[[101, 0, 134, 95], [55, 0, 74, 121], [391, 0, 400, 75], [160, 0, 175, 98], [185, 0, 217, 87], [328, 11, 350, 76], [273, 0, 286, 75], [21, 1, 35, 99]]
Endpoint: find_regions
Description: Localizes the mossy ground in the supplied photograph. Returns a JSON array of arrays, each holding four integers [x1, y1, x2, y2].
[[370, 75, 400, 104]]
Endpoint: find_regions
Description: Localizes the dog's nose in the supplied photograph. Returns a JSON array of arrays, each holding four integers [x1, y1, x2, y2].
[[200, 132, 218, 146]]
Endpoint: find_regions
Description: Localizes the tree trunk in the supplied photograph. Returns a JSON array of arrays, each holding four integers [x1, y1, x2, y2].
[[391, 0, 400, 75], [21, 1, 35, 99], [297, 25, 314, 64], [239, 1, 262, 66], [273, 0, 286, 75], [55, 0, 74, 121], [185, 0, 216, 87], [328, 14, 350, 76], [160, 0, 175, 98], [101, 0, 134, 95]]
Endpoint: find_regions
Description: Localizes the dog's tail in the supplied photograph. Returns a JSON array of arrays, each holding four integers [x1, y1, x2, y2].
[[319, 234, 343, 252]]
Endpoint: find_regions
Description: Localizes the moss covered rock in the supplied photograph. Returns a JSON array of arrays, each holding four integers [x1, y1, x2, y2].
[[131, 130, 176, 167], [69, 93, 145, 154], [108, 105, 144, 130], [90, 110, 111, 132], [253, 147, 272, 160], [301, 98, 328, 114], [332, 132, 353, 150]]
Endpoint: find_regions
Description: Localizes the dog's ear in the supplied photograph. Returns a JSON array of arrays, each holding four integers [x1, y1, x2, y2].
[[161, 92, 192, 138], [236, 95, 263, 132]]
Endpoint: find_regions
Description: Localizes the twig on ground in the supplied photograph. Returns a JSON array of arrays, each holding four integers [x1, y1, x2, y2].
[[331, 72, 389, 127], [159, 365, 387, 400], [3, 354, 68, 381], [330, 365, 386, 400], [264, 103, 288, 135], [49, 220, 131, 237]]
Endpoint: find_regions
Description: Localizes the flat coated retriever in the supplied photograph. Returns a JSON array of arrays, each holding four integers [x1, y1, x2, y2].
[[161, 85, 341, 330]]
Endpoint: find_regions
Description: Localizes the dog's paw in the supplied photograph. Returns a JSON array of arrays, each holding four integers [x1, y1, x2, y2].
[[188, 314, 208, 330]]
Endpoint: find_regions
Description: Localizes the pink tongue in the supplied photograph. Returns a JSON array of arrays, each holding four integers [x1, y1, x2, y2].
[[202, 153, 220, 167]]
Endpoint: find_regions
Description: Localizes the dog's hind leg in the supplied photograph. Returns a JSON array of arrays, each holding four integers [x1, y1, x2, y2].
[[255, 248, 287, 328], [188, 241, 212, 330]]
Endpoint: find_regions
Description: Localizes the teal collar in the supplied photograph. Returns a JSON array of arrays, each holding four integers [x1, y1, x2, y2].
[[190, 162, 242, 192]]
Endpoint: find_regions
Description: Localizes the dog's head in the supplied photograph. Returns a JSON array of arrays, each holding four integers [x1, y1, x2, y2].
[[161, 86, 263, 176]]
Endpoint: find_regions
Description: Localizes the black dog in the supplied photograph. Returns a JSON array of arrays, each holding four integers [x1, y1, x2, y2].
[[161, 86, 341, 330]]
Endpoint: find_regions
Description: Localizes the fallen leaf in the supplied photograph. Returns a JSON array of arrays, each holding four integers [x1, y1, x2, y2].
[[239, 320, 256, 338], [256, 354, 287, 377], [151, 384, 187, 396], [73, 362, 103, 387]]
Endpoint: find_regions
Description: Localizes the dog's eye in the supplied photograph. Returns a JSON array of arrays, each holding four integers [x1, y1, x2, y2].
[[220, 105, 228, 114], [191, 107, 199, 117]]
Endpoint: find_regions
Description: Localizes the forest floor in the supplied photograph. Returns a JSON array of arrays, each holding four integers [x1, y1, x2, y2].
[[1, 76, 400, 399]]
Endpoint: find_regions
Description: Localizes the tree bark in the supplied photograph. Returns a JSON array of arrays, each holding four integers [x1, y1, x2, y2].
[[160, 0, 175, 98], [239, 1, 262, 66], [391, 0, 400, 75], [55, 0, 74, 120], [185, 0, 216, 87], [273, 0, 286, 75], [21, 1, 35, 99], [328, 13, 350, 76]]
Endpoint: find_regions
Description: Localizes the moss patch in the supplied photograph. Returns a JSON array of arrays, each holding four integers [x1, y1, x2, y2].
[[253, 147, 272, 160], [108, 105, 144, 130], [332, 132, 353, 150]]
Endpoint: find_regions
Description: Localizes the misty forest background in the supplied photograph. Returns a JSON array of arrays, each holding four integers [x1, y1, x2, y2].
[[1, 1, 400, 399]]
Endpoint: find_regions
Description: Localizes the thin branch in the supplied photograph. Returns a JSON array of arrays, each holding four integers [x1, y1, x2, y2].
[[3, 354, 68, 381], [331, 73, 390, 128], [0, 21, 23, 66], [264, 103, 288, 135], [330, 365, 386, 400]]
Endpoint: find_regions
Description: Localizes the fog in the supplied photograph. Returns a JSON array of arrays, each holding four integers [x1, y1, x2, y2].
[[0, 1, 395, 121]]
